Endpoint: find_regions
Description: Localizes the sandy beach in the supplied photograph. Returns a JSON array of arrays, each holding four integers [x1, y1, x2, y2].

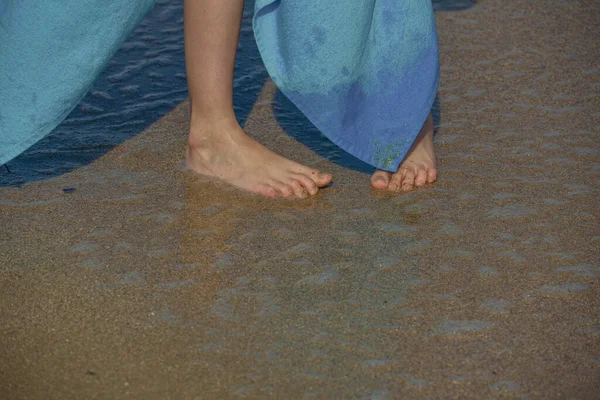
[[1, 0, 599, 398]]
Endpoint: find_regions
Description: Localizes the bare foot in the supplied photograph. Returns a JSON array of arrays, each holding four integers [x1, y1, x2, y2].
[[370, 114, 437, 191], [186, 119, 332, 198]]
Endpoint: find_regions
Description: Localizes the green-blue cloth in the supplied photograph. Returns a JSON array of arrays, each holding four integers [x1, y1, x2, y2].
[[254, 0, 439, 171], [0, 0, 155, 166], [0, 0, 439, 172]]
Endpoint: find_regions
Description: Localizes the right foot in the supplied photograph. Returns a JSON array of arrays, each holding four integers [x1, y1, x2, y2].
[[186, 119, 332, 198]]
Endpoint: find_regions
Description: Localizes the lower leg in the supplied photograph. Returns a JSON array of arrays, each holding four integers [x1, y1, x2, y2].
[[184, 0, 332, 198], [184, 0, 241, 126]]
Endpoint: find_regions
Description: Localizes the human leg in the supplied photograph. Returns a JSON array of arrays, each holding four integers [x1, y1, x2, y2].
[[184, 0, 332, 198]]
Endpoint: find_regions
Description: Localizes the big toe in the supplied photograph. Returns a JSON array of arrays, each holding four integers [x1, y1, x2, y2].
[[292, 164, 332, 187], [371, 170, 391, 189], [313, 171, 333, 187]]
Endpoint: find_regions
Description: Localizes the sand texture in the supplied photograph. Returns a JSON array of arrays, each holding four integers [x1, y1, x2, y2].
[[1, 0, 599, 398]]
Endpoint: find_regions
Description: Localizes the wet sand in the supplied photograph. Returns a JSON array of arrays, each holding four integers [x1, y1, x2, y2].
[[1, 0, 599, 398]]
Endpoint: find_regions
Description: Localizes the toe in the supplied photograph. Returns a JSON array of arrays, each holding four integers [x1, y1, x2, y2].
[[288, 179, 308, 199], [299, 166, 332, 187], [402, 170, 416, 191], [314, 172, 333, 187], [370, 170, 391, 189], [415, 169, 428, 187], [388, 170, 404, 191], [291, 173, 319, 195], [427, 168, 438, 183], [273, 181, 293, 198], [255, 184, 277, 198]]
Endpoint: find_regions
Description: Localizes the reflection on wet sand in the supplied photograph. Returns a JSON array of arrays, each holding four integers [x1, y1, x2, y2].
[[1, 0, 600, 397]]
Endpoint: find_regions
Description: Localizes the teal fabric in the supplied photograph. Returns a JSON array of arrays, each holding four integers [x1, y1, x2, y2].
[[254, 0, 439, 171], [0, 0, 155, 166], [1, 0, 439, 172]]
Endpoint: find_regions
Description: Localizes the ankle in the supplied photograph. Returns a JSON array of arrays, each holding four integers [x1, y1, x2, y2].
[[188, 113, 240, 149], [190, 105, 236, 126]]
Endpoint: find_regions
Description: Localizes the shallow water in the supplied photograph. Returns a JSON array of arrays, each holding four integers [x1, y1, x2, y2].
[[0, 0, 473, 187], [1, 0, 262, 186]]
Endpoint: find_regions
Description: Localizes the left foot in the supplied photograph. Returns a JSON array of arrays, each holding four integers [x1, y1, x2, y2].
[[370, 114, 437, 191]]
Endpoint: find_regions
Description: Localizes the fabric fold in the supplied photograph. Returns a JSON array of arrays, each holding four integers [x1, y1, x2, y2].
[[1, 0, 438, 172], [253, 0, 439, 171], [0, 0, 156, 166]]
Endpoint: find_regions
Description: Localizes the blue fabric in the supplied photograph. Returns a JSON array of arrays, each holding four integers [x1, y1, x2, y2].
[[0, 0, 156, 166], [254, 0, 439, 171], [1, 0, 439, 172]]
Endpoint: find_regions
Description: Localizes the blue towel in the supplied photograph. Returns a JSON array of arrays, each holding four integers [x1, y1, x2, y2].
[[0, 0, 155, 166], [254, 0, 439, 171], [1, 0, 438, 172]]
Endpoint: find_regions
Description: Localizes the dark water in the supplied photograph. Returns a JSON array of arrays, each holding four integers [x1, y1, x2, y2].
[[0, 0, 474, 187]]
